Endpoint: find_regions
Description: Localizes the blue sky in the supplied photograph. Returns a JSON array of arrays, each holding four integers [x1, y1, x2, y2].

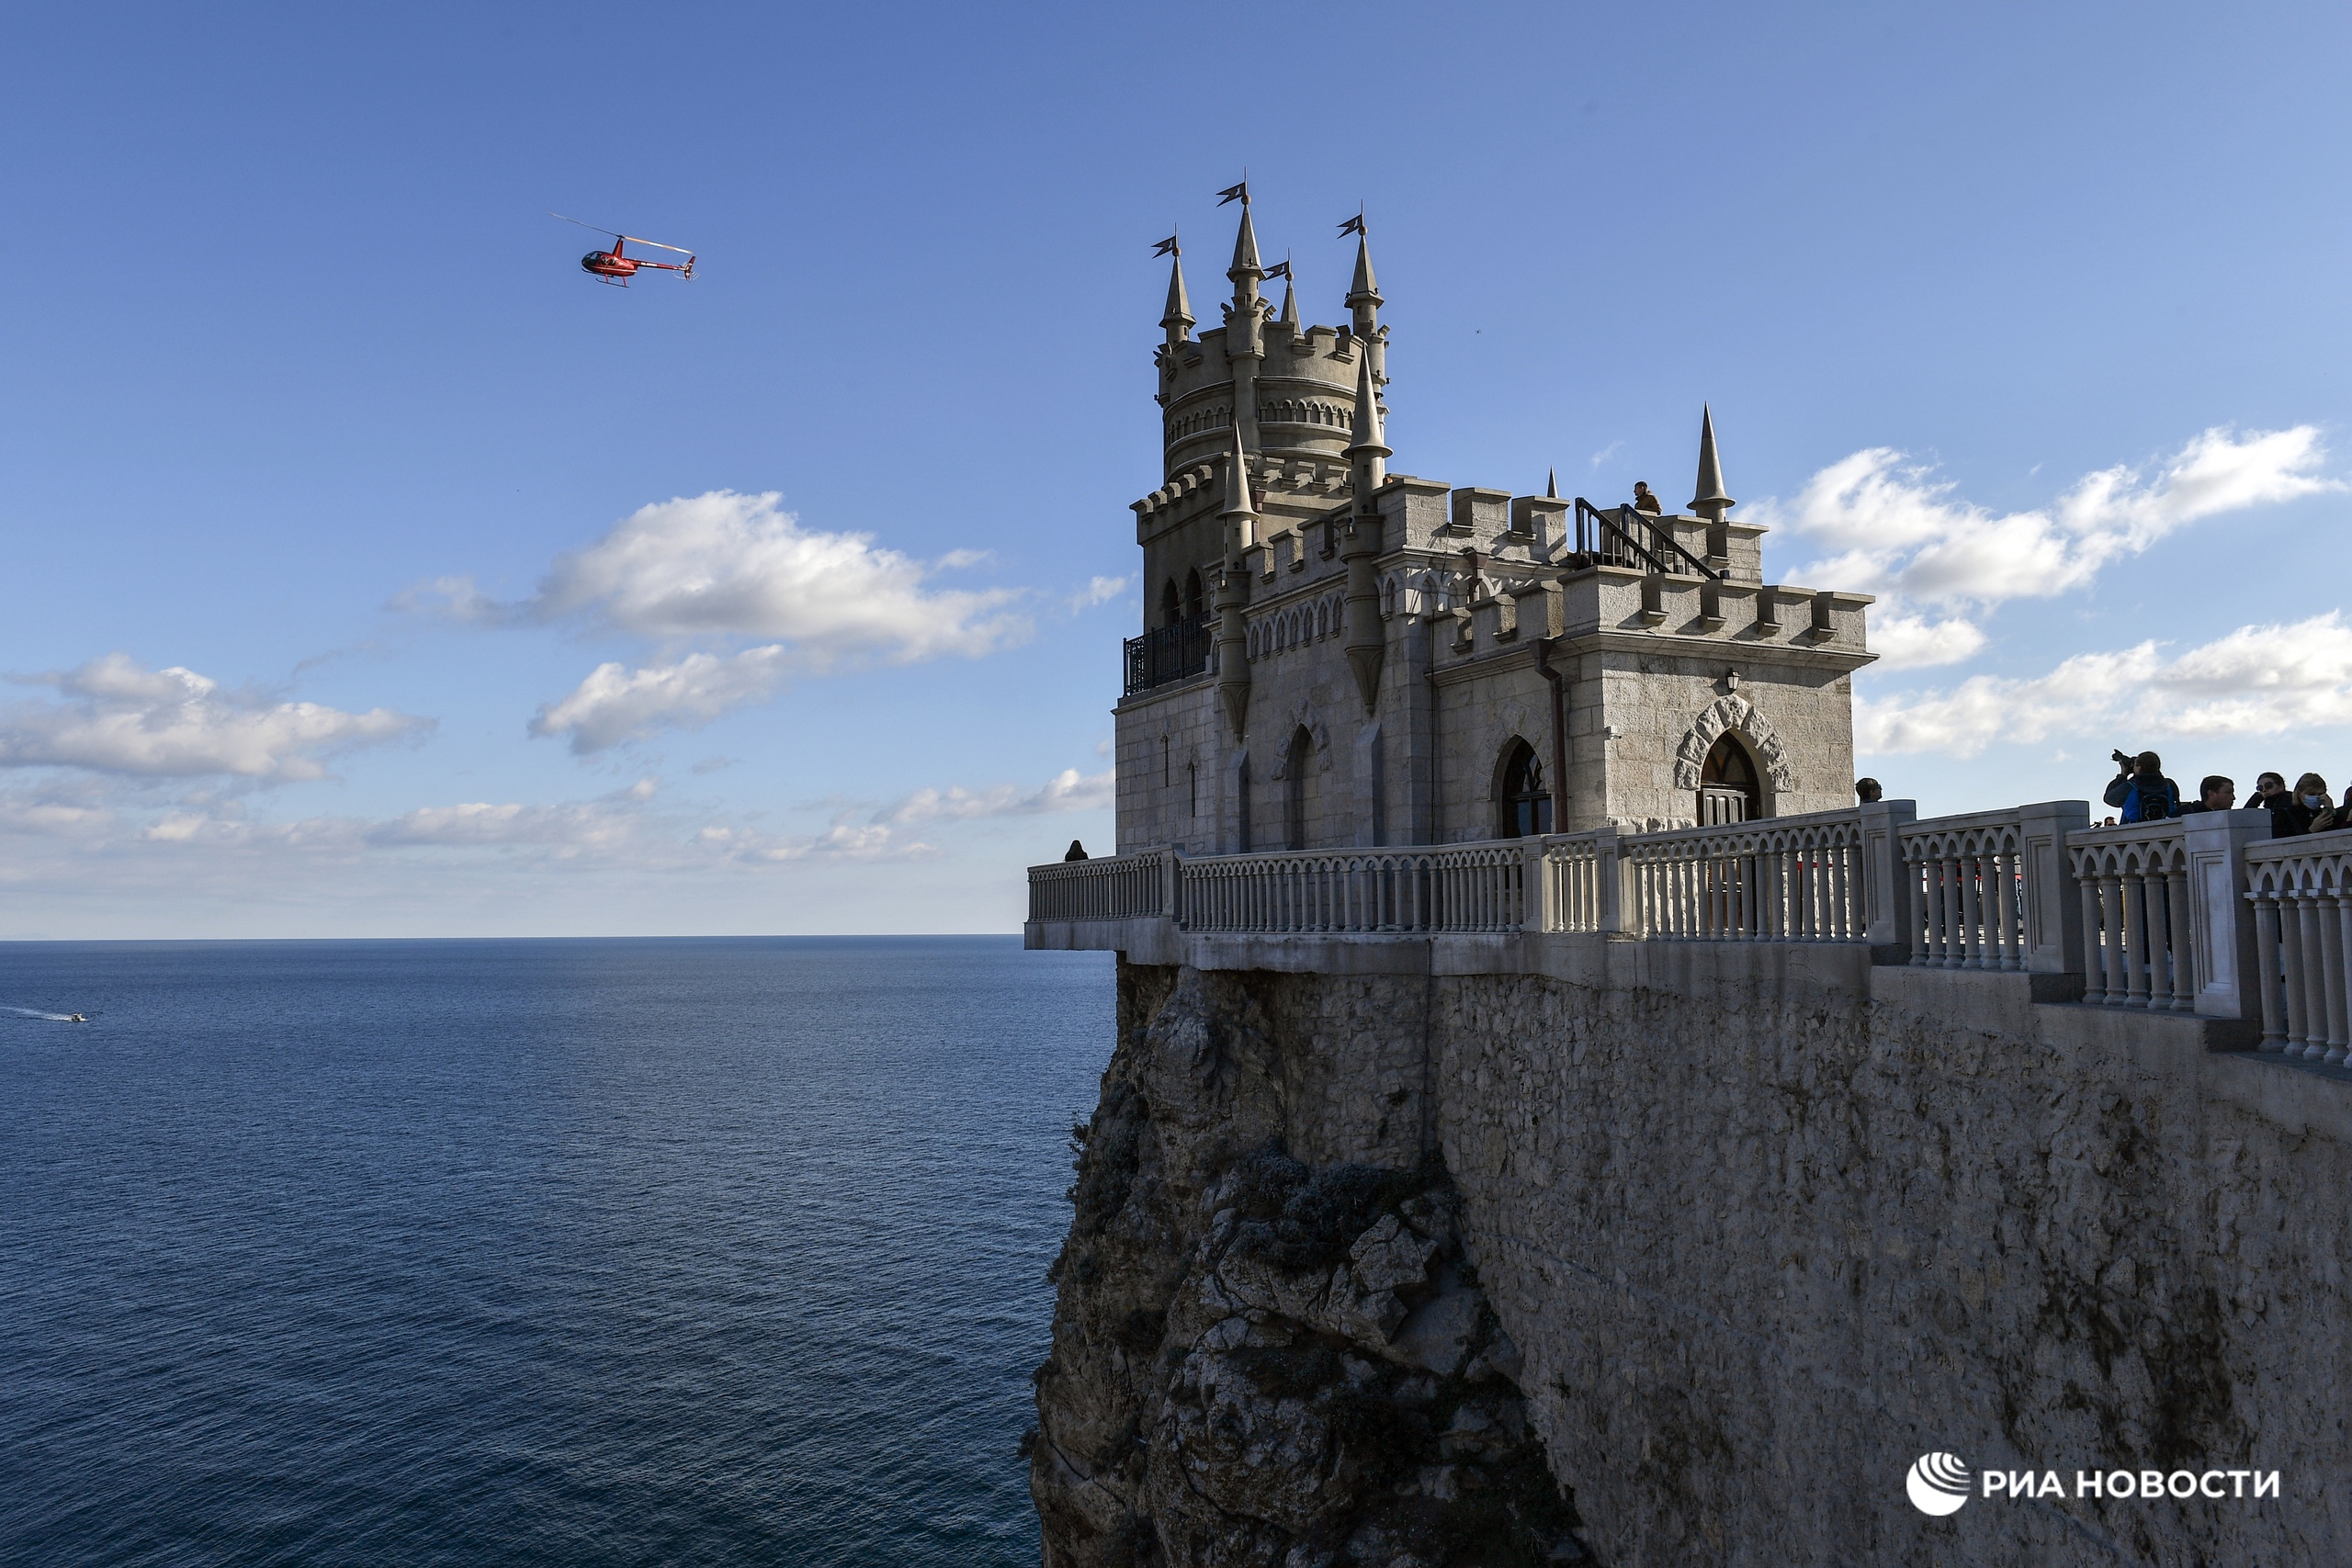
[[4, 2, 2348, 937]]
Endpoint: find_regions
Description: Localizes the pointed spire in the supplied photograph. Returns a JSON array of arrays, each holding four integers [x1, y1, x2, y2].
[[1348, 234, 1379, 307], [1278, 274, 1298, 328], [1344, 225, 1382, 340], [1346, 350, 1388, 457], [1223, 422, 1256, 519], [1546, 468, 1558, 500], [1689, 404, 1736, 520], [1228, 205, 1263, 283], [1161, 252, 1193, 341]]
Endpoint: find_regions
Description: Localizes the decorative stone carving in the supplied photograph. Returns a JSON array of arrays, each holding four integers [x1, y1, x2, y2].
[[1671, 694, 1796, 793]]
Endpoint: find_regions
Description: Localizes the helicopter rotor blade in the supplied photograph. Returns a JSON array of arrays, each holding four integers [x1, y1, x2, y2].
[[616, 235, 695, 256], [549, 211, 622, 238]]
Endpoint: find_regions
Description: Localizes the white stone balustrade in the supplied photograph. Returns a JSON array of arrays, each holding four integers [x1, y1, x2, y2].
[[1027, 806, 2271, 1024], [1539, 829, 1620, 934], [1026, 849, 1175, 923], [1901, 802, 2086, 975], [1614, 808, 1875, 942], [1179, 844, 1530, 934], [2068, 811, 2267, 1019], [2245, 825, 2352, 1059]]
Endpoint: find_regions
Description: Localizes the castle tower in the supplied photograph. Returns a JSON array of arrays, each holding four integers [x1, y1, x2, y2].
[[1120, 203, 1875, 857]]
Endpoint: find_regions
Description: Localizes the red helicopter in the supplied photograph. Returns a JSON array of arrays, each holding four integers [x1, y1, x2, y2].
[[551, 213, 696, 286]]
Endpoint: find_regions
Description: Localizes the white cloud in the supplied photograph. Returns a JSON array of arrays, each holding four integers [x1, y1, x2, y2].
[[529, 647, 800, 754], [695, 820, 939, 864], [386, 575, 506, 624], [531, 491, 1029, 655], [1067, 575, 1130, 612], [413, 491, 1037, 750], [0, 653, 428, 780], [1763, 426, 2339, 669], [1858, 612, 2352, 758], [876, 767, 1114, 827], [365, 799, 643, 852]]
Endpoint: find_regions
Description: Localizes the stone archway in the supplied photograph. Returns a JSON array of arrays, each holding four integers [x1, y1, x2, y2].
[[1671, 694, 1795, 795]]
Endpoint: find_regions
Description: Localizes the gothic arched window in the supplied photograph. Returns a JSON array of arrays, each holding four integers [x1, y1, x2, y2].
[[1498, 739, 1552, 839], [1284, 726, 1315, 852], [1700, 734, 1762, 824], [1160, 580, 1182, 628], [1183, 569, 1204, 623]]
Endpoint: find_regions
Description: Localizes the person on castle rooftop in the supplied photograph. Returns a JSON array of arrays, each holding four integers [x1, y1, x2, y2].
[[2178, 775, 2237, 815], [2102, 750, 2180, 824], [1064, 840, 1089, 862], [1854, 778, 1883, 804], [1631, 482, 1663, 514]]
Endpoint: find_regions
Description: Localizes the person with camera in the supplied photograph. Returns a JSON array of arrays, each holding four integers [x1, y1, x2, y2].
[[2102, 750, 2181, 824]]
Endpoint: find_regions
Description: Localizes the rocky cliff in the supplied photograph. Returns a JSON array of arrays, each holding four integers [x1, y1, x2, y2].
[[1031, 946, 2352, 1566], [1028, 963, 1592, 1567]]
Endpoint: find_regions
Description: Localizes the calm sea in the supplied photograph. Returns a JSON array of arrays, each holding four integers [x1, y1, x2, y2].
[[0, 936, 1111, 1567]]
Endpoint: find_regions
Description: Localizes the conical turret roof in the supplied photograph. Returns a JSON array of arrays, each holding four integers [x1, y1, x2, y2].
[[1689, 404, 1735, 515], [1161, 252, 1193, 332], [1346, 232, 1380, 307], [1223, 423, 1256, 514], [1228, 206, 1263, 280], [1347, 349, 1388, 455], [1278, 276, 1298, 327]]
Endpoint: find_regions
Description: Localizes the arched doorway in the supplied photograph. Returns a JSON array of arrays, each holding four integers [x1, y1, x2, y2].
[[1183, 569, 1205, 623], [1699, 733, 1762, 824], [1159, 580, 1182, 628], [1497, 739, 1552, 838]]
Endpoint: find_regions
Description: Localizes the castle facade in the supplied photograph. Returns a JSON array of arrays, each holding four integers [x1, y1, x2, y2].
[[1115, 199, 1875, 857]]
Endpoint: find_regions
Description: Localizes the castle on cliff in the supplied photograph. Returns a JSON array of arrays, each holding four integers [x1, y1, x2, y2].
[[1115, 197, 1876, 858]]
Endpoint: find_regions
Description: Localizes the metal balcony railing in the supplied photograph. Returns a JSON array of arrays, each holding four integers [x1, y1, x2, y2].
[[1123, 615, 1211, 696]]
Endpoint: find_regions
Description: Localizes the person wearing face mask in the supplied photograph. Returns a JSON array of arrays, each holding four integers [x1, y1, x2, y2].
[[2305, 775, 2352, 834]]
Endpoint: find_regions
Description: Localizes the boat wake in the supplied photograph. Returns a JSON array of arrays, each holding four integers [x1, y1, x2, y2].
[[5, 1006, 90, 1022]]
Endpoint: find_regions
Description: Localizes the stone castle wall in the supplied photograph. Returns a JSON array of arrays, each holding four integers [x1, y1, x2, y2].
[[1033, 949, 2352, 1566]]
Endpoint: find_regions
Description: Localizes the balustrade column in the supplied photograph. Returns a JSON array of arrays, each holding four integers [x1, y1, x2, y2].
[[2078, 870, 2107, 1003], [2249, 892, 2284, 1048], [2121, 872, 2153, 1006], [2098, 874, 2129, 1004], [1958, 851, 1984, 969], [2334, 881, 2352, 1064], [1993, 850, 2019, 970], [2280, 892, 2312, 1052], [2297, 889, 2332, 1059], [2318, 886, 2349, 1064], [2165, 863, 2195, 1011]]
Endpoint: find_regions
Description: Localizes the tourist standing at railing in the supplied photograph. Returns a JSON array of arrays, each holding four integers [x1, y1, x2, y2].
[[2178, 775, 2237, 815], [1854, 778, 1883, 804], [1065, 840, 1089, 862], [2244, 772, 2311, 836], [1631, 481, 1663, 514], [2294, 773, 2343, 833], [2102, 750, 2181, 824]]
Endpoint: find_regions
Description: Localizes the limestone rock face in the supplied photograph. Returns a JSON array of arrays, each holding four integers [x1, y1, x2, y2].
[[1031, 965, 1592, 1568]]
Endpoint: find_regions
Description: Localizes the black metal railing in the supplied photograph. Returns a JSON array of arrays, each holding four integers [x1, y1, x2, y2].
[[1572, 498, 1722, 581], [1124, 615, 1212, 695]]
